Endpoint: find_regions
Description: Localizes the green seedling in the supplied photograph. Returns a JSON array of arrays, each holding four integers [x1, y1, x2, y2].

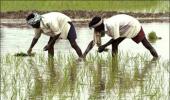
[[148, 31, 162, 43], [14, 52, 35, 57]]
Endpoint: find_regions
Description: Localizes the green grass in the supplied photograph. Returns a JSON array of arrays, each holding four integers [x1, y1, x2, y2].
[[1, 1, 169, 13], [1, 52, 169, 99]]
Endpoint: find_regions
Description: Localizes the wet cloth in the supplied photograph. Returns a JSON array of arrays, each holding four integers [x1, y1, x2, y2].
[[34, 12, 71, 39], [103, 14, 141, 40]]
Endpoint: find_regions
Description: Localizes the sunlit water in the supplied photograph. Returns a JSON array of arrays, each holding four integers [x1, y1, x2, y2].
[[0, 22, 169, 100]]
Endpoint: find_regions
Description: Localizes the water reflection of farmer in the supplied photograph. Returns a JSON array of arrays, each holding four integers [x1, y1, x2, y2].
[[83, 14, 158, 60], [26, 12, 83, 59]]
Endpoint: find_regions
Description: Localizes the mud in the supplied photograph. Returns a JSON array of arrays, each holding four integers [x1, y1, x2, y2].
[[1, 10, 169, 19], [0, 10, 169, 28]]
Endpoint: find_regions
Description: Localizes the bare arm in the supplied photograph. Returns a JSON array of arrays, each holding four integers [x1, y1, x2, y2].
[[103, 39, 114, 47], [98, 39, 114, 53], [27, 38, 39, 54], [48, 34, 60, 46], [83, 40, 95, 58], [43, 34, 60, 51]]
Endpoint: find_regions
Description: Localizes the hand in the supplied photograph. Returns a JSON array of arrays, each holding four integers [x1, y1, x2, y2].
[[76, 57, 86, 62], [27, 48, 32, 55], [98, 45, 105, 53], [43, 44, 50, 51], [82, 54, 86, 59]]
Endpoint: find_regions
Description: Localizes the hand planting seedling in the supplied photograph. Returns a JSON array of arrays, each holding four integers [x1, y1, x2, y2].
[[84, 14, 159, 60]]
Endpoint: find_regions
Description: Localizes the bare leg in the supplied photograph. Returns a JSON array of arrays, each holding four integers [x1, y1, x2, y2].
[[141, 37, 158, 58], [112, 37, 125, 56], [68, 39, 83, 58], [48, 37, 55, 57]]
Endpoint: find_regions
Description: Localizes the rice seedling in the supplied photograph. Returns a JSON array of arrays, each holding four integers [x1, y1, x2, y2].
[[14, 52, 35, 57], [148, 31, 162, 43], [0, 52, 169, 100]]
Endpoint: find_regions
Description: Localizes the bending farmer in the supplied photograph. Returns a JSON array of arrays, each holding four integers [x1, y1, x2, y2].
[[26, 12, 83, 59], [83, 14, 158, 59]]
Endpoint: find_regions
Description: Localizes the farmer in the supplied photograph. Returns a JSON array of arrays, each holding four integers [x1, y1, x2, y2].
[[83, 14, 158, 59], [26, 12, 83, 59]]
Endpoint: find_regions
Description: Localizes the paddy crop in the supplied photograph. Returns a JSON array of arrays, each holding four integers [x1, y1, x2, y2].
[[0, 52, 169, 100], [14, 52, 35, 57], [148, 31, 162, 43]]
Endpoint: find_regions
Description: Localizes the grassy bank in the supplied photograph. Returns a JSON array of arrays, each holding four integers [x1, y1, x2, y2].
[[1, 1, 169, 13], [1, 52, 169, 99]]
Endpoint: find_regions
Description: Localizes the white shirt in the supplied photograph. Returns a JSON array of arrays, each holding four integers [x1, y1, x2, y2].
[[34, 12, 71, 39], [104, 14, 141, 39]]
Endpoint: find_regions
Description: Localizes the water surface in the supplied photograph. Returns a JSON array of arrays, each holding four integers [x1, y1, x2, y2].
[[0, 22, 169, 100], [1, 23, 169, 60]]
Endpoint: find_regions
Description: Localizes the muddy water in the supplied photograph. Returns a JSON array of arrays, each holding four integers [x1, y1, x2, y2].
[[1, 23, 169, 60]]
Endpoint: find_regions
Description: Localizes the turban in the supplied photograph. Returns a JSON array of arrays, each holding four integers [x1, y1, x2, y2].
[[27, 13, 42, 25]]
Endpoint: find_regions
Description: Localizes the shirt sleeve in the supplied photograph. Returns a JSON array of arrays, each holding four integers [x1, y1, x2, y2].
[[110, 22, 120, 39], [34, 29, 41, 39]]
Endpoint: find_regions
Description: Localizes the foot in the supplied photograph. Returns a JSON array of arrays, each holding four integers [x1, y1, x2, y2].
[[76, 57, 86, 62], [151, 55, 160, 62]]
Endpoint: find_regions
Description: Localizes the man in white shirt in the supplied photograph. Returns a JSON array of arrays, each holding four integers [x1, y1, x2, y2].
[[83, 14, 158, 59], [26, 12, 83, 59]]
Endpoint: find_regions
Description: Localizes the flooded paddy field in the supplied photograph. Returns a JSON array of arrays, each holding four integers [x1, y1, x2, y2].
[[0, 21, 169, 100], [1, 22, 169, 59]]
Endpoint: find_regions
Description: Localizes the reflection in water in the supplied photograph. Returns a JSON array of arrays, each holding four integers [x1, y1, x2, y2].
[[0, 53, 169, 100], [89, 58, 106, 100], [0, 22, 169, 100], [68, 58, 77, 99], [45, 57, 58, 100], [28, 58, 43, 99], [134, 60, 157, 100]]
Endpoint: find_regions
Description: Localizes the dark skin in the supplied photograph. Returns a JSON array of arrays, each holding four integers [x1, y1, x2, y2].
[[84, 22, 123, 58], [98, 39, 114, 53], [28, 21, 83, 59], [45, 36, 60, 57], [95, 23, 116, 53], [83, 23, 112, 58], [85, 22, 158, 59], [83, 30, 104, 58], [27, 21, 60, 56], [83, 35, 114, 58], [68, 39, 83, 58], [44, 35, 83, 58], [43, 34, 60, 51], [27, 22, 40, 55], [83, 40, 95, 58], [27, 38, 39, 55]]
